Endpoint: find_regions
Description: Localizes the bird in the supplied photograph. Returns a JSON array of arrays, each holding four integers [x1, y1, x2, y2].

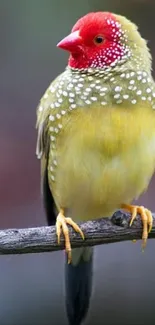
[[36, 12, 155, 324]]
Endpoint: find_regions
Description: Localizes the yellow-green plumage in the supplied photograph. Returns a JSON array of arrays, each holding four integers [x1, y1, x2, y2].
[[36, 12, 155, 224]]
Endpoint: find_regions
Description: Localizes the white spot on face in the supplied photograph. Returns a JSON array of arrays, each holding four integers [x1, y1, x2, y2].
[[53, 159, 57, 166], [142, 79, 146, 83], [50, 166, 54, 172], [58, 98, 63, 103], [101, 101, 107, 105], [136, 90, 142, 96], [142, 96, 146, 101], [49, 126, 54, 132], [129, 80, 135, 85], [58, 123, 62, 129], [77, 83, 83, 88], [44, 93, 48, 99], [39, 106, 43, 112], [61, 110, 66, 115], [91, 97, 97, 101], [51, 175, 55, 181], [146, 88, 151, 93]]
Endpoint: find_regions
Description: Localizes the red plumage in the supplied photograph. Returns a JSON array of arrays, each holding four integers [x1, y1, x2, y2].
[[65, 12, 127, 69]]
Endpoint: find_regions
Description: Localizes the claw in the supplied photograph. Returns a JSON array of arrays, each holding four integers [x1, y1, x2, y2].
[[56, 210, 84, 263], [121, 203, 153, 249]]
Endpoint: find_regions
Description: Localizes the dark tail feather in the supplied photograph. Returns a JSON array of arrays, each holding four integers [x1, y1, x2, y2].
[[42, 164, 57, 226], [65, 247, 93, 325]]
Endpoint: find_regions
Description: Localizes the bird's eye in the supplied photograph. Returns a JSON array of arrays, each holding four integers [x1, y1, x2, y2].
[[94, 35, 104, 45]]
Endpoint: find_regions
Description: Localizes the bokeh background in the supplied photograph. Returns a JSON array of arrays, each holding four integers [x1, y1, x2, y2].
[[0, 0, 155, 324]]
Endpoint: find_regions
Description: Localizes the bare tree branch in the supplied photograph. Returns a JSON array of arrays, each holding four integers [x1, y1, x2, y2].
[[0, 210, 155, 255]]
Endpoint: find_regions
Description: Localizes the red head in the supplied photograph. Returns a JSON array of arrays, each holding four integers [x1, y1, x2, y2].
[[57, 12, 130, 70]]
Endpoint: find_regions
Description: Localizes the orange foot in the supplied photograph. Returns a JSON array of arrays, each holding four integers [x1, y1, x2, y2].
[[121, 204, 153, 249], [56, 209, 84, 263]]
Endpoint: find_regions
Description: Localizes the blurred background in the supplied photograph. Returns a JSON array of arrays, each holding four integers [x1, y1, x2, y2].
[[0, 0, 155, 324]]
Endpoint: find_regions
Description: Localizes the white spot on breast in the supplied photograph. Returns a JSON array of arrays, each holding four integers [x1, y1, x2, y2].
[[69, 92, 75, 97], [63, 91, 68, 97], [49, 115, 55, 121], [55, 102, 60, 107], [70, 104, 76, 109], [114, 94, 120, 99], [115, 86, 122, 92], [50, 135, 55, 141], [123, 94, 129, 99], [85, 100, 91, 105], [131, 99, 137, 104], [101, 87, 108, 92], [116, 99, 123, 104], [146, 88, 151, 93]]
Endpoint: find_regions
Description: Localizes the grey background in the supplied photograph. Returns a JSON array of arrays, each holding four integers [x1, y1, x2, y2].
[[0, 0, 155, 324]]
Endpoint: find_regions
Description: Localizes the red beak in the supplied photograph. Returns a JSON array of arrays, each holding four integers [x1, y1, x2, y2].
[[57, 30, 82, 52]]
